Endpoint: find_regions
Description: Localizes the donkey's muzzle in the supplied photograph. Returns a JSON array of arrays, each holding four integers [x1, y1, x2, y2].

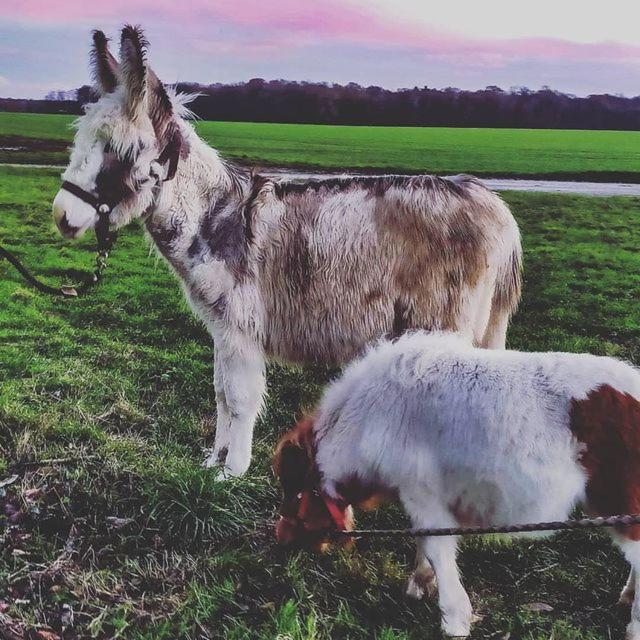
[[52, 190, 96, 239]]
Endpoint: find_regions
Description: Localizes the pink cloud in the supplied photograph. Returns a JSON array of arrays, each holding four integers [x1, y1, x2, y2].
[[3, 0, 640, 66]]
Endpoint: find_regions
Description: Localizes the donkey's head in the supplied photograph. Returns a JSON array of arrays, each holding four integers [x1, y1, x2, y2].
[[53, 26, 185, 238]]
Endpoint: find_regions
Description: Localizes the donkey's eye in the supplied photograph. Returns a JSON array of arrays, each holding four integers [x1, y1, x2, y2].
[[104, 141, 113, 154]]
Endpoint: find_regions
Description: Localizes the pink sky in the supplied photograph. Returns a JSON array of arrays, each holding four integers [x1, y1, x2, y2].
[[2, 0, 640, 98]]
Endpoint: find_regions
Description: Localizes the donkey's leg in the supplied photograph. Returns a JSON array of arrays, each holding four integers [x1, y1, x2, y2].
[[406, 547, 437, 600], [480, 305, 509, 350], [218, 334, 266, 478], [203, 348, 232, 469]]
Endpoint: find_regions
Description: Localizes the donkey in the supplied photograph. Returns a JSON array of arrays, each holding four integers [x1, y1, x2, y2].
[[52, 26, 523, 477]]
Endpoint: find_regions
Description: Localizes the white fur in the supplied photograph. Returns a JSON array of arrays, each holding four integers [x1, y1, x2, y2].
[[311, 332, 640, 637]]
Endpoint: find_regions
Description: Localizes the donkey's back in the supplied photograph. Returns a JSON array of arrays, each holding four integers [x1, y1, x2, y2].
[[251, 174, 521, 364]]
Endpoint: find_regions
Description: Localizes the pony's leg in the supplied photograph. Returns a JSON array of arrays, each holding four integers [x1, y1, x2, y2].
[[406, 548, 437, 600], [217, 333, 266, 478], [620, 568, 637, 606], [203, 348, 231, 469], [420, 536, 472, 637], [616, 539, 640, 639], [403, 493, 473, 636]]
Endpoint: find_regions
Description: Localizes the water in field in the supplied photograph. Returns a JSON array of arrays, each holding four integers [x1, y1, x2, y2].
[[4, 162, 640, 196], [265, 168, 640, 197]]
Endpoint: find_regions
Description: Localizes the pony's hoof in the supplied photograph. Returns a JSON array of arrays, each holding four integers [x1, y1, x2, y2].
[[406, 573, 437, 600]]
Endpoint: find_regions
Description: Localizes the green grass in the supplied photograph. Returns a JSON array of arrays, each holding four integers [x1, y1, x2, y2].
[[1, 164, 639, 638], [2, 112, 640, 180]]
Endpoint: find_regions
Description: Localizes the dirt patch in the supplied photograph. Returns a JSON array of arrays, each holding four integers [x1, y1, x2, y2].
[[0, 135, 68, 153]]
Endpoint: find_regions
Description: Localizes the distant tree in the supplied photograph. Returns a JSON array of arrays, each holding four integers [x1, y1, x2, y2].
[[4, 80, 640, 130]]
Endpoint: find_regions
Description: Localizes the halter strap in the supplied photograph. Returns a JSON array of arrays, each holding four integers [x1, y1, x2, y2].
[[60, 181, 102, 210], [320, 492, 349, 530], [60, 140, 177, 220], [296, 489, 349, 531]]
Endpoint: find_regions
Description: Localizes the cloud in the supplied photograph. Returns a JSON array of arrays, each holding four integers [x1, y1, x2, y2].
[[1, 0, 639, 97], [3, 0, 640, 66]]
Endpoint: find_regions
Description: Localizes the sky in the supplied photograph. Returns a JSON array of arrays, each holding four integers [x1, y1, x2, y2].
[[2, 0, 640, 99]]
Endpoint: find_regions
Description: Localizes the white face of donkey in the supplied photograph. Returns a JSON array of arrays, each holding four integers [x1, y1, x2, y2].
[[53, 27, 183, 239]]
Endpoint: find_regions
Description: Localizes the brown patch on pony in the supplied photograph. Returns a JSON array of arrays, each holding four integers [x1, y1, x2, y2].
[[570, 384, 640, 540], [273, 416, 353, 550], [273, 415, 317, 501], [449, 496, 491, 527], [336, 474, 397, 511]]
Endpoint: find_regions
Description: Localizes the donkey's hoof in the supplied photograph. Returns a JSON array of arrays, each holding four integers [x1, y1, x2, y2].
[[203, 445, 229, 470], [619, 588, 635, 606]]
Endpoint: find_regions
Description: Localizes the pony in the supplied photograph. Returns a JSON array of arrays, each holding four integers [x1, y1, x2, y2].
[[274, 331, 640, 638]]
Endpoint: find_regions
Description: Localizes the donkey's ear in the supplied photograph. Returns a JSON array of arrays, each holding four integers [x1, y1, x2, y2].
[[147, 68, 174, 137], [90, 31, 119, 94], [119, 24, 148, 120]]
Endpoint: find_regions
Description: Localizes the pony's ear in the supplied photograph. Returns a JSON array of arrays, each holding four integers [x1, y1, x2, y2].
[[90, 30, 119, 94], [273, 416, 316, 494], [119, 24, 148, 120]]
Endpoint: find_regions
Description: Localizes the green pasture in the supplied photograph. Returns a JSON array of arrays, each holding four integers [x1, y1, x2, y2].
[[1, 164, 639, 638], [2, 111, 640, 180]]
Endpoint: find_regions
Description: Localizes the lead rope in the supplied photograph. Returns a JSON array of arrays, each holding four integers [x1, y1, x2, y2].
[[0, 215, 116, 298], [329, 513, 640, 539], [1, 160, 167, 298]]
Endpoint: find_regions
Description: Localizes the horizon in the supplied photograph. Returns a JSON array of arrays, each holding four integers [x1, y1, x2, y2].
[[2, 0, 640, 99]]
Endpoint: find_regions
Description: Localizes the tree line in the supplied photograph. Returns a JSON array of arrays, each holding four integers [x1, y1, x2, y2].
[[2, 80, 640, 130]]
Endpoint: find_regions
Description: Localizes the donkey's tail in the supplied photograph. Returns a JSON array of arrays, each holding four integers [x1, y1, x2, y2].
[[493, 238, 523, 317], [481, 227, 522, 349]]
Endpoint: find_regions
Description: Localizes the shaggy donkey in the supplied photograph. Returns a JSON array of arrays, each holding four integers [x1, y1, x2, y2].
[[274, 332, 640, 638], [52, 26, 522, 477]]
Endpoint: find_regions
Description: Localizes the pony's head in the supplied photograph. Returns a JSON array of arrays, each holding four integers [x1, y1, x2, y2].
[[273, 416, 354, 552], [53, 26, 186, 239]]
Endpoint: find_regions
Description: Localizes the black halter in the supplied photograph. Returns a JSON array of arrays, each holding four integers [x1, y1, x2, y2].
[[60, 180, 110, 213], [59, 150, 172, 250], [59, 180, 116, 253]]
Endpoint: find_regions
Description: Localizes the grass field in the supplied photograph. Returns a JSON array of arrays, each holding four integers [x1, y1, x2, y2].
[[1, 164, 639, 638], [2, 112, 640, 180]]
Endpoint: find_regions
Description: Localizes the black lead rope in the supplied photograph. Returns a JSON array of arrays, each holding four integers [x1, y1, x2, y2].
[[1, 152, 174, 297], [0, 224, 116, 298], [329, 513, 640, 539], [0, 182, 117, 298]]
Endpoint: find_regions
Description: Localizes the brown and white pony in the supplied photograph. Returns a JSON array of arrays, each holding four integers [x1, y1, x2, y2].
[[52, 26, 523, 477], [274, 332, 640, 638]]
